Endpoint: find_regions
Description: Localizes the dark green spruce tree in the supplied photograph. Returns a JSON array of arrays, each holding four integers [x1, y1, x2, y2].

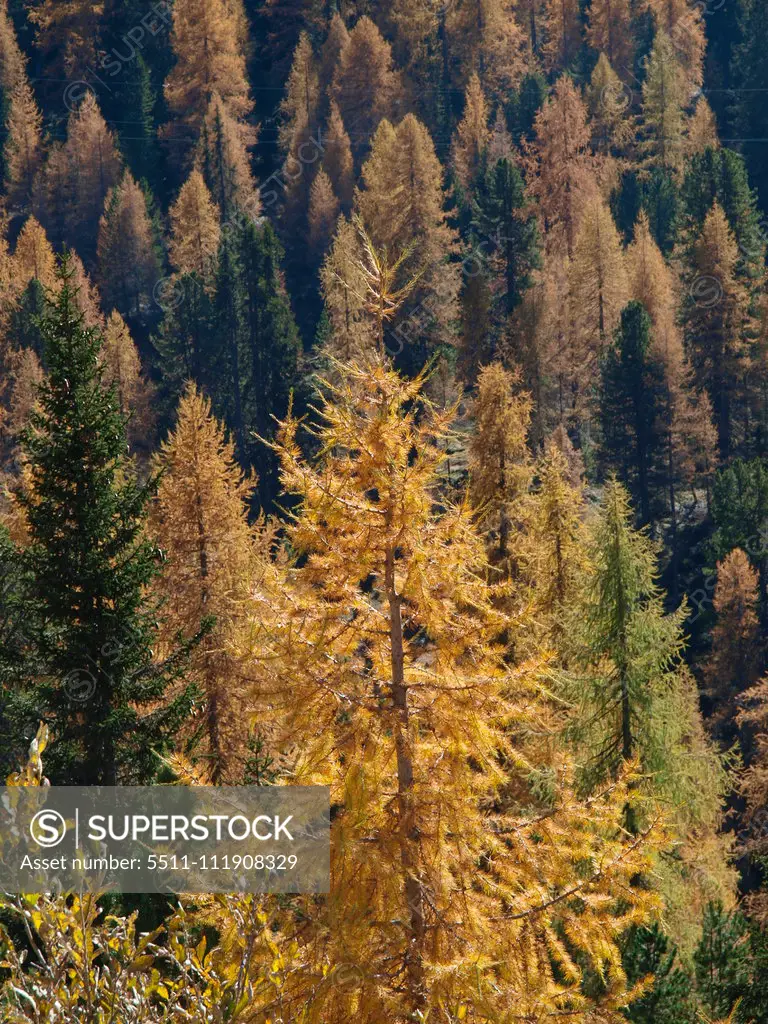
[[116, 55, 161, 186], [0, 525, 37, 778], [681, 147, 765, 279], [208, 220, 300, 509], [621, 925, 697, 1024], [153, 271, 216, 407], [599, 301, 664, 526], [611, 167, 680, 254], [731, 0, 768, 214], [16, 258, 198, 785], [473, 157, 541, 316], [9, 278, 48, 363], [694, 903, 753, 1024]]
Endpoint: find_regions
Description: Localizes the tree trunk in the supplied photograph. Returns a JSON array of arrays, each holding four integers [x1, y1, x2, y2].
[[385, 535, 425, 1012]]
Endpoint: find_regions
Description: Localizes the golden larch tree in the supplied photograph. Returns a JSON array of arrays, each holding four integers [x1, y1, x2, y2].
[[451, 71, 489, 190], [0, 212, 16, 326], [543, 0, 582, 72], [388, 0, 442, 79], [0, 345, 43, 464], [737, 678, 768, 918], [445, 0, 527, 100], [168, 169, 222, 281], [687, 95, 720, 156], [641, 31, 687, 171], [3, 81, 43, 206], [30, 141, 69, 251], [279, 31, 320, 153], [516, 0, 545, 55], [13, 215, 56, 291], [647, 0, 706, 90], [685, 201, 749, 459], [527, 76, 598, 257], [240, 357, 665, 1022], [28, 0, 100, 80], [331, 16, 402, 162], [586, 53, 635, 153], [469, 362, 533, 560], [586, 0, 634, 76], [527, 437, 588, 636], [322, 100, 355, 211], [320, 11, 350, 95], [69, 251, 105, 328], [0, 0, 26, 95], [62, 92, 123, 256], [536, 253, 584, 429], [626, 209, 678, 352], [320, 214, 376, 360], [307, 168, 339, 258], [705, 548, 762, 722], [97, 170, 160, 317], [277, 34, 321, 232], [151, 384, 262, 783], [100, 310, 155, 447], [357, 114, 459, 350], [569, 195, 628, 369], [164, 0, 252, 144], [627, 211, 716, 588]]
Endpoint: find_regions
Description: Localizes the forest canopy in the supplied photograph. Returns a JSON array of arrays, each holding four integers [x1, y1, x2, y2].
[[2, 0, 768, 1021]]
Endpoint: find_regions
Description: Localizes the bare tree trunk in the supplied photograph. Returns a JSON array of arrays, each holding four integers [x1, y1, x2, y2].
[[385, 531, 425, 1012]]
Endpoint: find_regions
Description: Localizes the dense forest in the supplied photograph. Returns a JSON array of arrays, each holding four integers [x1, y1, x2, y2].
[[2, 0, 768, 1020]]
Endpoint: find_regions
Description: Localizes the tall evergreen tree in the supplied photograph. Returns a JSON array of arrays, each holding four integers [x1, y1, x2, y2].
[[14, 259, 196, 785], [680, 147, 765, 281], [611, 167, 681, 255], [621, 925, 697, 1024], [567, 480, 726, 832], [208, 221, 300, 507], [116, 55, 161, 185], [694, 903, 753, 1023], [732, 0, 768, 211], [473, 157, 541, 315], [600, 301, 665, 525]]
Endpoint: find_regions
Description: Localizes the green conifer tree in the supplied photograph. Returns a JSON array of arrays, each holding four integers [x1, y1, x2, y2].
[[621, 924, 697, 1024], [567, 480, 727, 835], [208, 222, 300, 507], [681, 147, 765, 280], [694, 903, 752, 1023], [599, 301, 665, 525], [15, 258, 197, 785], [473, 157, 541, 316]]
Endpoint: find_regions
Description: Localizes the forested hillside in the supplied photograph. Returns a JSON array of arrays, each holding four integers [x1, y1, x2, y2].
[[2, 1, 768, 1021]]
